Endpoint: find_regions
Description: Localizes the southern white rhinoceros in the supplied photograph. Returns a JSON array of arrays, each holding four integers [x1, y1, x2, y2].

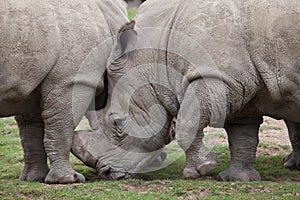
[[72, 0, 300, 181], [0, 0, 129, 183]]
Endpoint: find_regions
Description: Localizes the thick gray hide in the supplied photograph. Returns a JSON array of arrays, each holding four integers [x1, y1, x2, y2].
[[73, 0, 300, 181], [0, 0, 128, 183]]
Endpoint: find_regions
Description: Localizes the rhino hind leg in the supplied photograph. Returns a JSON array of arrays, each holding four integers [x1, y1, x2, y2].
[[283, 120, 300, 169], [15, 114, 49, 182], [217, 119, 262, 181]]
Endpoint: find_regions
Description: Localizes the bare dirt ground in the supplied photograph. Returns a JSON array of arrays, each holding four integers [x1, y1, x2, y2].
[[257, 117, 291, 155], [204, 117, 291, 156], [260, 117, 289, 145]]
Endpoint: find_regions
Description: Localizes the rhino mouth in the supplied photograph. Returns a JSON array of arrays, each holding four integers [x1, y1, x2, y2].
[[97, 164, 133, 180]]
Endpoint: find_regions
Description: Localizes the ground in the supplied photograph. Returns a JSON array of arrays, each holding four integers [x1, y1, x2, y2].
[[1, 117, 300, 199]]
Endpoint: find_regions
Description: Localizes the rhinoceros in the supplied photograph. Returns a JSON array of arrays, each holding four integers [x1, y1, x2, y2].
[[0, 0, 129, 183], [72, 0, 300, 181]]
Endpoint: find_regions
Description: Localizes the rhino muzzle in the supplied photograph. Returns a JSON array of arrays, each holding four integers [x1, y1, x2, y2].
[[96, 163, 134, 180]]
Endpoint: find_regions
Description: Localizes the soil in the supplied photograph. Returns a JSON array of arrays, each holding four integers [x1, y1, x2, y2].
[[204, 117, 291, 156], [259, 117, 289, 145], [120, 182, 211, 198], [257, 117, 291, 156]]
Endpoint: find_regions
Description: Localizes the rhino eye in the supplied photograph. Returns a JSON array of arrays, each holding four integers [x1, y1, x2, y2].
[[113, 118, 127, 138]]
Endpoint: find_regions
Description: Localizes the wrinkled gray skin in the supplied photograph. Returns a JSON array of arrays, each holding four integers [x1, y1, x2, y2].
[[72, 0, 300, 181], [0, 0, 128, 183]]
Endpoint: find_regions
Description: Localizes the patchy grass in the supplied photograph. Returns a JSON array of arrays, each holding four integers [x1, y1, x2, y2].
[[258, 142, 289, 151], [259, 124, 282, 132], [1, 119, 300, 199]]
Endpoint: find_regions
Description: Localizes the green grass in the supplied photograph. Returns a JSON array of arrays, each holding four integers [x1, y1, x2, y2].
[[1, 118, 300, 199], [127, 8, 137, 20]]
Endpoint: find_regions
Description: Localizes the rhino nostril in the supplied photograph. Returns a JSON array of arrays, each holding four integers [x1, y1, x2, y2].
[[97, 164, 132, 180]]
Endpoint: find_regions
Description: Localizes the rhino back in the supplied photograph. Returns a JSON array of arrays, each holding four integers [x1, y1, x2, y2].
[[136, 0, 250, 74], [0, 0, 128, 116], [135, 0, 259, 112]]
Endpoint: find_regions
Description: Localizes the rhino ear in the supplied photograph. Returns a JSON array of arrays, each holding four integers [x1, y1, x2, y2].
[[111, 21, 137, 64]]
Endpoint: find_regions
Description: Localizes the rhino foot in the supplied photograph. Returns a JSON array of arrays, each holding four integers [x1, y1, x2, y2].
[[45, 165, 85, 184], [183, 151, 218, 179], [283, 152, 300, 169], [216, 166, 261, 181], [20, 165, 49, 182], [183, 161, 217, 179]]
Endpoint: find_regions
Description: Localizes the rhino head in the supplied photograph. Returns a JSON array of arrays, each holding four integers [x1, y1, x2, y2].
[[72, 21, 175, 180], [72, 110, 172, 180]]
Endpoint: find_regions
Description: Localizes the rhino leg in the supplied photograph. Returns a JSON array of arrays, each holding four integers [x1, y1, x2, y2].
[[217, 119, 262, 181], [181, 132, 218, 179], [40, 87, 86, 184], [43, 122, 85, 184], [15, 114, 49, 182], [283, 120, 300, 169], [176, 81, 218, 179]]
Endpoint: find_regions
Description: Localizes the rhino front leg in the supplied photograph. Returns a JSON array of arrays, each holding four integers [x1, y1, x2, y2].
[[217, 118, 262, 181], [180, 131, 218, 179], [41, 89, 86, 184], [283, 120, 300, 169], [43, 126, 85, 184], [15, 114, 49, 182], [176, 81, 218, 179]]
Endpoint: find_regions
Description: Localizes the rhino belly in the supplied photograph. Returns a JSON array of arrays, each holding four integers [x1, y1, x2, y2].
[[0, 90, 41, 117], [254, 90, 300, 123]]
